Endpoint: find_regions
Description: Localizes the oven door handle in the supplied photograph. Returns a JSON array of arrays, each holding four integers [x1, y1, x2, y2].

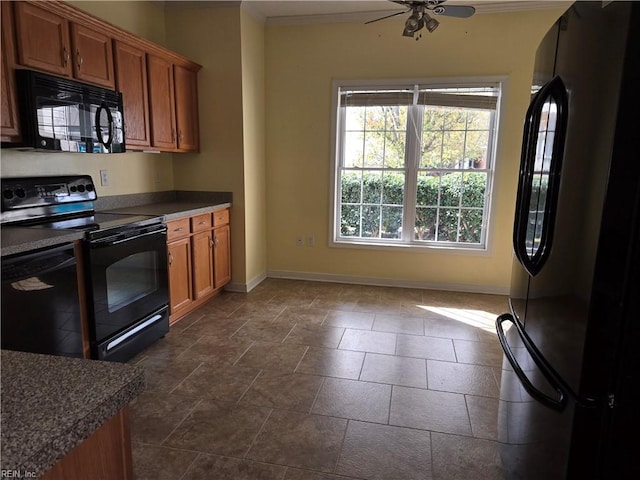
[[90, 227, 167, 248]]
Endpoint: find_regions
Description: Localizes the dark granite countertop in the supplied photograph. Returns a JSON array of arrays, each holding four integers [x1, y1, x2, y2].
[[0, 227, 84, 257], [102, 200, 231, 221], [0, 350, 145, 477]]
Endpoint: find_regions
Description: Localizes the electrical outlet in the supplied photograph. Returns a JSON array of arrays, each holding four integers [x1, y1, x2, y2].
[[296, 235, 304, 247], [100, 170, 109, 186], [307, 235, 315, 246]]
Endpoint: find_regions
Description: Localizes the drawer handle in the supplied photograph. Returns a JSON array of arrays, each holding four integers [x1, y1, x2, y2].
[[198, 221, 205, 225], [174, 227, 184, 232]]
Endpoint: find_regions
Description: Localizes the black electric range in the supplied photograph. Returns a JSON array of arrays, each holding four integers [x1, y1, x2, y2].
[[1, 175, 169, 362]]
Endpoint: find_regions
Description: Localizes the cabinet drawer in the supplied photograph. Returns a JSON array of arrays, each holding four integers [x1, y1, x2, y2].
[[191, 213, 212, 232], [166, 218, 190, 241], [212, 209, 229, 227]]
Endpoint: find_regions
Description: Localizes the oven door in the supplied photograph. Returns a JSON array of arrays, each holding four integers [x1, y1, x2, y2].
[[86, 223, 169, 361]]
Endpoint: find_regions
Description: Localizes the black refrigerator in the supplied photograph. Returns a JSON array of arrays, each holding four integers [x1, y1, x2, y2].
[[495, 2, 639, 479]]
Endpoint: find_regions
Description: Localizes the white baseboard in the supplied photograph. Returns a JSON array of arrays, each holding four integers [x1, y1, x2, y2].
[[225, 271, 268, 293], [266, 269, 509, 295]]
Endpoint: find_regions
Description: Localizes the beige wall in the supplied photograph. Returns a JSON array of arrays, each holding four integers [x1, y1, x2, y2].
[[240, 8, 268, 289], [0, 0, 174, 197], [164, 4, 249, 286], [265, 9, 566, 293]]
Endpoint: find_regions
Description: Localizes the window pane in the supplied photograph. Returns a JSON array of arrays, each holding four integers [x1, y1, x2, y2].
[[385, 106, 408, 133], [341, 171, 362, 204], [384, 131, 406, 168], [362, 171, 382, 204], [440, 172, 463, 207], [382, 206, 403, 239], [364, 132, 385, 167], [415, 207, 436, 240], [420, 131, 442, 168], [365, 106, 386, 129], [438, 208, 460, 242], [461, 172, 486, 207], [467, 110, 491, 131], [382, 172, 404, 205], [345, 106, 365, 130], [362, 205, 381, 238], [464, 130, 489, 168], [416, 172, 439, 206], [441, 131, 465, 169], [344, 131, 364, 167], [459, 209, 483, 243], [341, 205, 360, 237]]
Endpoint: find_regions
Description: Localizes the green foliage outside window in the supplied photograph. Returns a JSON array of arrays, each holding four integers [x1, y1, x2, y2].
[[340, 171, 487, 243]]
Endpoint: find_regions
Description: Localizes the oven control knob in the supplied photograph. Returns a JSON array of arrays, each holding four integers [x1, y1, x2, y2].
[[15, 188, 26, 198], [77, 185, 86, 193], [3, 189, 14, 200], [70, 186, 77, 192], [85, 184, 94, 192]]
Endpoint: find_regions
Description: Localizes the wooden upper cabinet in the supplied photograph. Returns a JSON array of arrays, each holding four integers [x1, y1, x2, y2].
[[14, 2, 71, 76], [147, 54, 177, 151], [70, 23, 114, 88], [174, 65, 199, 152], [1, 2, 21, 142], [114, 41, 150, 149]]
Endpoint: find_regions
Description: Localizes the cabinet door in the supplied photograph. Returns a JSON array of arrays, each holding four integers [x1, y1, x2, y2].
[[213, 225, 231, 288], [168, 238, 192, 318], [174, 64, 199, 152], [1, 2, 20, 142], [192, 230, 214, 300], [114, 41, 150, 148], [14, 2, 71, 77], [70, 23, 115, 89], [147, 54, 176, 150]]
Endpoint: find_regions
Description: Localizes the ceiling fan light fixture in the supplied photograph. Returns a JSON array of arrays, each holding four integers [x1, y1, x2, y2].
[[424, 12, 440, 33], [402, 13, 423, 37]]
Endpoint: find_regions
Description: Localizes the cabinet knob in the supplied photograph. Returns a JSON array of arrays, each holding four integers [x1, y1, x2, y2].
[[174, 227, 183, 232], [62, 46, 69, 66], [76, 50, 83, 70], [168, 252, 173, 266]]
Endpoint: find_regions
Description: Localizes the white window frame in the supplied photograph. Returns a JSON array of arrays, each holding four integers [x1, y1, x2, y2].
[[329, 77, 505, 253]]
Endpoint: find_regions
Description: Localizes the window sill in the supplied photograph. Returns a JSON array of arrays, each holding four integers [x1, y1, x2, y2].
[[330, 239, 492, 256]]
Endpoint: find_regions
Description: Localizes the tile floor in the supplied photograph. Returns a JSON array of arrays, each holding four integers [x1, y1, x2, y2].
[[129, 279, 510, 480]]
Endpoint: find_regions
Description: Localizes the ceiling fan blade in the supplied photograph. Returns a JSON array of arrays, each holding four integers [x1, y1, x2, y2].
[[432, 5, 476, 18], [365, 10, 408, 25]]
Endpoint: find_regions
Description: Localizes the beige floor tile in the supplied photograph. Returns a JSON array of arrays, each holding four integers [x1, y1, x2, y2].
[[466, 395, 506, 441], [247, 410, 348, 473], [181, 315, 247, 339], [183, 454, 286, 480], [239, 370, 324, 412], [172, 363, 260, 402], [138, 332, 201, 359], [235, 341, 308, 372], [322, 311, 375, 330], [285, 324, 346, 348], [423, 316, 481, 340], [336, 421, 432, 480], [395, 334, 456, 361], [284, 469, 359, 480], [275, 306, 329, 327], [372, 314, 425, 335], [132, 443, 198, 480], [138, 355, 202, 393], [431, 432, 505, 480], [454, 339, 504, 367], [129, 392, 200, 444], [338, 329, 397, 355], [311, 377, 391, 423], [427, 360, 500, 397], [296, 347, 365, 379], [163, 400, 271, 457], [232, 322, 295, 343], [179, 335, 254, 366], [360, 353, 427, 388], [389, 386, 471, 435]]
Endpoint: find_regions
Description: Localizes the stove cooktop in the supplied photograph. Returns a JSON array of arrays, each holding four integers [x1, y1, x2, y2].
[[35, 212, 161, 232]]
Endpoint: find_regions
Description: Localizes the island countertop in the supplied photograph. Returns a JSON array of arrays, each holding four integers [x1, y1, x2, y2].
[[0, 350, 145, 477]]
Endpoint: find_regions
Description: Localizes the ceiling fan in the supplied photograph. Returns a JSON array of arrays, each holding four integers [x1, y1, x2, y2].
[[366, 1, 476, 39]]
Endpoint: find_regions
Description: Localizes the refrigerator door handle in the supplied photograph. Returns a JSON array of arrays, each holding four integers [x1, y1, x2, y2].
[[496, 312, 568, 411]]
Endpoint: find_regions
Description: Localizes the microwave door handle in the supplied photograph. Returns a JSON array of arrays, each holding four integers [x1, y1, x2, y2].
[[95, 102, 114, 148]]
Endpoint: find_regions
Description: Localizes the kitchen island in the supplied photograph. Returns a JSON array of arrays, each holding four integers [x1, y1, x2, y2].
[[0, 350, 144, 478]]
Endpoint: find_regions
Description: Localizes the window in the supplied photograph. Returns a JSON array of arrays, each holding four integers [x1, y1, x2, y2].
[[332, 81, 501, 249]]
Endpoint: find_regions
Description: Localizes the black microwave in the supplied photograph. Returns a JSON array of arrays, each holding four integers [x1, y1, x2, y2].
[[6, 69, 125, 153]]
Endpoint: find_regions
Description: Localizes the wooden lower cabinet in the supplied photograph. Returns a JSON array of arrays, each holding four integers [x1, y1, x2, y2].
[[167, 237, 192, 317], [166, 208, 231, 325], [41, 407, 133, 480]]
